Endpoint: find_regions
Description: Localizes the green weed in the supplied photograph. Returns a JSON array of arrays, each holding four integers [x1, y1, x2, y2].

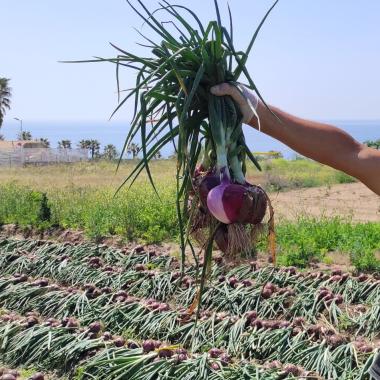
[[0, 180, 378, 272]]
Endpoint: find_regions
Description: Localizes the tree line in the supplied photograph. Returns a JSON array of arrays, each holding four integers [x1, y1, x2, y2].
[[364, 140, 380, 150], [3, 130, 160, 160], [0, 78, 164, 160], [0, 77, 11, 140]]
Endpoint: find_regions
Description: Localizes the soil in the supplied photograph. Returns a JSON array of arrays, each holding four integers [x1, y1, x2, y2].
[[270, 182, 380, 222]]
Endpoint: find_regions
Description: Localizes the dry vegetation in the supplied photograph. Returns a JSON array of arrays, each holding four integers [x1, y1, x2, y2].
[[0, 158, 355, 192]]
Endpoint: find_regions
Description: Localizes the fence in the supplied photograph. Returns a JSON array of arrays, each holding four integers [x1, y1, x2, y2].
[[0, 148, 88, 167]]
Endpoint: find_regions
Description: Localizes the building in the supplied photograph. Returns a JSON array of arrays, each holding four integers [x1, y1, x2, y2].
[[0, 140, 88, 167]]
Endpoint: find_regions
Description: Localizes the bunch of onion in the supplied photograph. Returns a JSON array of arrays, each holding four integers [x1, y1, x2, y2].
[[72, 0, 279, 309]]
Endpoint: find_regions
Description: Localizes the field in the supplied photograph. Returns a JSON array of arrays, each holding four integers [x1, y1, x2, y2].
[[0, 237, 379, 379], [0, 159, 378, 270], [0, 159, 379, 379]]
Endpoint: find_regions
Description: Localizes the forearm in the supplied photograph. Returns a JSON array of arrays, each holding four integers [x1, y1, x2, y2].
[[252, 102, 380, 195], [210, 82, 380, 195]]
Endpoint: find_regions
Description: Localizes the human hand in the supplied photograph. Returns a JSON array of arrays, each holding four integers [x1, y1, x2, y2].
[[210, 83, 259, 125]]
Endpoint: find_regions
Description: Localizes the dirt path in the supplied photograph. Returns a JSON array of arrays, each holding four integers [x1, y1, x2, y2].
[[270, 182, 380, 222]]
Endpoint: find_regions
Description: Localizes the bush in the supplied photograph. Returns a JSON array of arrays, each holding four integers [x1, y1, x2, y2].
[[0, 182, 379, 271], [350, 249, 380, 272], [262, 158, 356, 190], [0, 183, 177, 243], [258, 217, 380, 269]]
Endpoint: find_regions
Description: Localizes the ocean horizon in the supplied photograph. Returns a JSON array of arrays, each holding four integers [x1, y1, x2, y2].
[[1, 119, 379, 159]]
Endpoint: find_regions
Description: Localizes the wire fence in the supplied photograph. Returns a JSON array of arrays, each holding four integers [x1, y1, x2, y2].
[[0, 148, 89, 167]]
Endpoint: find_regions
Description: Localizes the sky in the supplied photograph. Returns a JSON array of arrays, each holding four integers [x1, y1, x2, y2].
[[1, 0, 380, 125]]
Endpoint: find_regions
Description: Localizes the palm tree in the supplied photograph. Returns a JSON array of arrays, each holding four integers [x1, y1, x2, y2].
[[0, 78, 11, 128], [78, 139, 90, 150], [39, 138, 50, 148], [103, 144, 118, 160], [153, 150, 162, 159], [127, 142, 140, 158], [364, 140, 380, 150], [17, 130, 32, 141], [88, 139, 101, 159], [58, 139, 72, 149], [78, 139, 100, 159]]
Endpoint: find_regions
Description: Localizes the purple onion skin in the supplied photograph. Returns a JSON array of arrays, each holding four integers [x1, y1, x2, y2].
[[210, 362, 220, 371], [113, 336, 126, 347], [238, 184, 268, 225], [176, 353, 187, 362], [242, 279, 253, 287], [102, 331, 113, 341], [142, 340, 157, 353], [207, 179, 246, 224], [88, 321, 102, 333], [198, 174, 221, 209], [193, 164, 206, 178], [1, 375, 17, 380], [127, 341, 139, 349], [158, 348, 174, 358], [220, 353, 231, 366], [207, 169, 267, 225], [246, 311, 257, 323], [209, 348, 223, 358]]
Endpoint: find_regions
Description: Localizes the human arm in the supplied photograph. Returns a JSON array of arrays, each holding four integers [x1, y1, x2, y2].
[[211, 83, 380, 196]]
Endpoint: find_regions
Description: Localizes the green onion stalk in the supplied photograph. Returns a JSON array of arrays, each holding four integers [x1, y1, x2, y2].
[[70, 0, 279, 303]]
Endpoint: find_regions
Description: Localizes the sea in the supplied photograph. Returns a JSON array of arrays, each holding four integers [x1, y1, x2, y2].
[[1, 119, 379, 159]]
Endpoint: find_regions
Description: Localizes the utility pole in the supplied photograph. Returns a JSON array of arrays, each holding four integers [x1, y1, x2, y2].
[[14, 117, 23, 137]]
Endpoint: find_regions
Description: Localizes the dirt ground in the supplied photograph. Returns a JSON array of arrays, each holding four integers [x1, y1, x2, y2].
[[270, 182, 380, 222]]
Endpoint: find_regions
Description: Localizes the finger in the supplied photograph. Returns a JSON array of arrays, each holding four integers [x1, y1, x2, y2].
[[210, 83, 235, 97], [211, 83, 246, 103]]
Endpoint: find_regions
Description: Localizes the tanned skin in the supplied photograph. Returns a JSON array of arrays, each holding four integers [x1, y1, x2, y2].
[[251, 102, 380, 196]]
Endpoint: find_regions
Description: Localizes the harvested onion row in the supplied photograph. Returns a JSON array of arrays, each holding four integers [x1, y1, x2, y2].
[[0, 275, 377, 380], [1, 240, 380, 332], [0, 315, 318, 380]]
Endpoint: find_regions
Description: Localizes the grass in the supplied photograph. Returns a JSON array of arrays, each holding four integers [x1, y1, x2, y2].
[[263, 216, 380, 270], [0, 157, 355, 191], [0, 159, 377, 270], [262, 158, 355, 191], [0, 182, 178, 242]]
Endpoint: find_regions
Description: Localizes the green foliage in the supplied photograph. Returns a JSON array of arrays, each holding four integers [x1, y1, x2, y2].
[[38, 137, 50, 147], [37, 192, 51, 222], [364, 140, 380, 149], [17, 130, 32, 141], [350, 249, 380, 272], [0, 186, 51, 228], [263, 158, 355, 191], [126, 142, 140, 159], [261, 217, 380, 269], [102, 144, 118, 160], [58, 139, 72, 149], [19, 368, 39, 379], [0, 183, 177, 243], [0, 183, 379, 271], [78, 139, 101, 159], [0, 77, 12, 127]]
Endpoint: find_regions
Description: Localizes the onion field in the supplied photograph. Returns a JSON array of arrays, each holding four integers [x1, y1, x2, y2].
[[0, 237, 378, 379]]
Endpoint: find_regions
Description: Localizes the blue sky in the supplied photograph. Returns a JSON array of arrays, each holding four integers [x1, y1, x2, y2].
[[2, 0, 380, 124]]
